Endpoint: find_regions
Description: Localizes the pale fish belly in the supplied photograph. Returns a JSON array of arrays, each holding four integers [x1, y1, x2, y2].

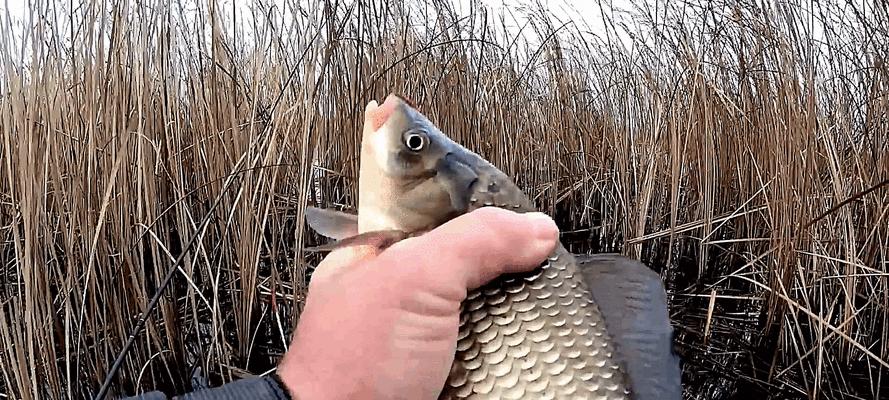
[[438, 243, 631, 400]]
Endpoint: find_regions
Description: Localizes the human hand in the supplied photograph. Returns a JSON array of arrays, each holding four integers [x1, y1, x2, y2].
[[276, 207, 560, 400]]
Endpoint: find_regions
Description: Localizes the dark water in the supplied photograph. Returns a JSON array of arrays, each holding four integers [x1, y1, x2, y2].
[[550, 195, 886, 400], [140, 192, 885, 400]]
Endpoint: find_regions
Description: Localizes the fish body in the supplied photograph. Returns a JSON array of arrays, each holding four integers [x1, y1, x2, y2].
[[304, 94, 681, 400]]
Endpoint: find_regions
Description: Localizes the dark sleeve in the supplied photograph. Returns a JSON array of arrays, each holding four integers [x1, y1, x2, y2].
[[122, 374, 293, 400]]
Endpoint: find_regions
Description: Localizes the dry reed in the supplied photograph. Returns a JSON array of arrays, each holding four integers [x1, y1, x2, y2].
[[0, 0, 886, 399]]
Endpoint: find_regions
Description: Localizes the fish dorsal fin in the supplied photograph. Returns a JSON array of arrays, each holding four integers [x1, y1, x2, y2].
[[304, 206, 359, 240], [576, 253, 682, 400]]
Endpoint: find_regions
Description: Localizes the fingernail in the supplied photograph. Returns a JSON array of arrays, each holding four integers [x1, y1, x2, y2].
[[525, 212, 559, 244]]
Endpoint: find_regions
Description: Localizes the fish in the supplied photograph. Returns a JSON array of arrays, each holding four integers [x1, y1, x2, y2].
[[303, 93, 682, 400]]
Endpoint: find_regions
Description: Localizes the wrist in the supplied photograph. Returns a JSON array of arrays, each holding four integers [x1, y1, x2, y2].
[[270, 371, 298, 399], [276, 356, 321, 400], [277, 351, 367, 400]]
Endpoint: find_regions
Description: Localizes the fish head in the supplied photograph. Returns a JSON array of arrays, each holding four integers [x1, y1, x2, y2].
[[360, 93, 454, 186], [305, 93, 491, 248], [357, 93, 485, 233]]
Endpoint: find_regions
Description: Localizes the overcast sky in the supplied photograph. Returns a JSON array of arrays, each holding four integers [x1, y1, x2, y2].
[[0, 0, 614, 17], [0, 0, 847, 43], [0, 0, 633, 35], [1, 0, 847, 67], [0, 0, 643, 63], [0, 0, 629, 19]]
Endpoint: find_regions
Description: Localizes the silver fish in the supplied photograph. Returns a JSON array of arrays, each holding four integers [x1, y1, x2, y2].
[[304, 94, 681, 400]]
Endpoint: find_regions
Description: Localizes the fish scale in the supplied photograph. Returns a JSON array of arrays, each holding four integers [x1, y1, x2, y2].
[[303, 93, 681, 400], [438, 172, 631, 400]]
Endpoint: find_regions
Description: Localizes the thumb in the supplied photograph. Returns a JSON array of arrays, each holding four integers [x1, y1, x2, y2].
[[378, 206, 560, 291]]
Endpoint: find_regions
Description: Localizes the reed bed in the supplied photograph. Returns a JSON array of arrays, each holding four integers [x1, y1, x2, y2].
[[0, 0, 886, 399]]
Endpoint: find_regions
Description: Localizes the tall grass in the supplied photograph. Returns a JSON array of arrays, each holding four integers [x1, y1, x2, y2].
[[0, 0, 886, 399]]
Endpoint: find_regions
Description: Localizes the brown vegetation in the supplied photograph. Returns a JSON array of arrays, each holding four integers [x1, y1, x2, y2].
[[0, 0, 886, 399]]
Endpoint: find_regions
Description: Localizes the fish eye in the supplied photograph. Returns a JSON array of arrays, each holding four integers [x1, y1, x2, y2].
[[403, 131, 427, 152]]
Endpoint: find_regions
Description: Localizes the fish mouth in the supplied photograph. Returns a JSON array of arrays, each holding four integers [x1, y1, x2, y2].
[[367, 95, 402, 132], [365, 93, 418, 132]]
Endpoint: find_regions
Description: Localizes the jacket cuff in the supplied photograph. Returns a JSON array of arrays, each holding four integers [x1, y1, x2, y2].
[[123, 373, 293, 400]]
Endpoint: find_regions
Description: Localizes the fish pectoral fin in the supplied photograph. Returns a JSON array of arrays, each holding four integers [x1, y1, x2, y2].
[[576, 253, 682, 400], [303, 229, 411, 252], [304, 206, 359, 240]]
